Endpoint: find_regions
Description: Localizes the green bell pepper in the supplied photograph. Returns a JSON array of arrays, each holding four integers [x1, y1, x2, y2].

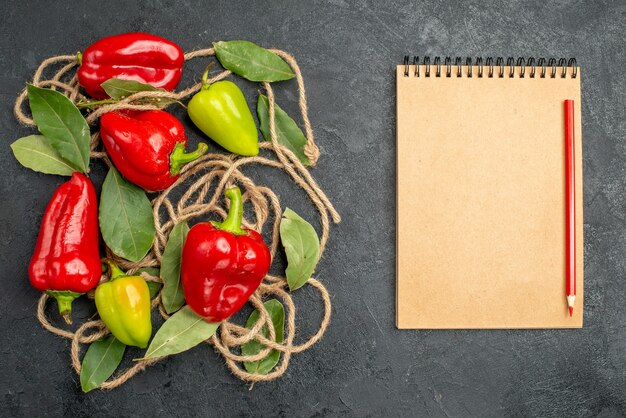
[[187, 67, 259, 156], [95, 260, 152, 348]]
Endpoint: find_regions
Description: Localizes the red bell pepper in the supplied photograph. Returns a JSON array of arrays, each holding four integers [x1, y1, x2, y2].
[[100, 110, 208, 191], [29, 173, 101, 324], [77, 32, 184, 99], [181, 186, 271, 322]]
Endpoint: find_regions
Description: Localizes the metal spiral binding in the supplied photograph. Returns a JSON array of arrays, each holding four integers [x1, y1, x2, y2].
[[402, 56, 578, 78]]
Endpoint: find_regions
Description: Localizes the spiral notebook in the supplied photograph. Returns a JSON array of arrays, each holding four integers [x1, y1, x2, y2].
[[396, 57, 583, 329]]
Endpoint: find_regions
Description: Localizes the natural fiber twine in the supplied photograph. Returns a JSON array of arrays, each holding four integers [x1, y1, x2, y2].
[[17, 47, 340, 389]]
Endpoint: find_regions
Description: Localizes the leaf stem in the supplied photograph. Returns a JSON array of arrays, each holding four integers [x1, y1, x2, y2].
[[76, 99, 119, 109]]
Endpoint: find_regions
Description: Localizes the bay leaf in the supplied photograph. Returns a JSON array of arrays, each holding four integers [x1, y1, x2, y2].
[[213, 40, 295, 82], [146, 281, 162, 299], [280, 208, 320, 291], [80, 336, 125, 393], [99, 167, 155, 262], [160, 221, 189, 313], [10, 135, 76, 176], [100, 78, 176, 105], [257, 94, 310, 165], [101, 78, 163, 99], [27, 84, 90, 173], [243, 299, 285, 375], [142, 306, 219, 359]]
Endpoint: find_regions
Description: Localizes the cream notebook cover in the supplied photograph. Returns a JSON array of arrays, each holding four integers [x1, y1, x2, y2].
[[396, 57, 583, 329]]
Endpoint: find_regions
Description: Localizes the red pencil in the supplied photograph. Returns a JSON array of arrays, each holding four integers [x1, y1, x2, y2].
[[565, 100, 576, 316]]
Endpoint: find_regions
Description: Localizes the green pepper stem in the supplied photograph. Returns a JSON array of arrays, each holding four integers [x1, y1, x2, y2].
[[46, 290, 82, 325], [170, 142, 208, 175], [76, 51, 83, 65], [103, 259, 126, 280], [211, 186, 247, 236], [201, 62, 216, 91]]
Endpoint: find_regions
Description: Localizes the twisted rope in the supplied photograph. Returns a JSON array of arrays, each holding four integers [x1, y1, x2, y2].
[[23, 47, 340, 389]]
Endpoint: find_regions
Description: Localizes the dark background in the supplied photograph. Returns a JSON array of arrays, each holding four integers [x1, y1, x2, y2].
[[1, 0, 625, 417]]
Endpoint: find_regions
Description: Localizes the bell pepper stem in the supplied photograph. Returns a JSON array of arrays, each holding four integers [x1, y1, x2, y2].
[[46, 290, 82, 325], [103, 259, 126, 280], [76, 51, 82, 65], [201, 62, 216, 91], [170, 142, 208, 175], [211, 186, 247, 236]]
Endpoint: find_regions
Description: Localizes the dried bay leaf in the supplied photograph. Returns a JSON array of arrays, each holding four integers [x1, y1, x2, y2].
[[142, 306, 219, 359], [243, 299, 285, 375], [10, 135, 76, 176], [257, 94, 310, 165], [80, 336, 125, 393], [280, 208, 320, 291], [160, 221, 189, 313], [214, 40, 294, 82], [100, 78, 176, 105], [27, 84, 90, 173], [99, 167, 155, 262]]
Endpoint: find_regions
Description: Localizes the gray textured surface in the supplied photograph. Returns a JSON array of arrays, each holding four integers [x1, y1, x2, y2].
[[1, 0, 625, 417]]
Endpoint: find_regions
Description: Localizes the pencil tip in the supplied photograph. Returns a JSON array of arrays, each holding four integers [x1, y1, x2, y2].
[[569, 306, 573, 317]]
